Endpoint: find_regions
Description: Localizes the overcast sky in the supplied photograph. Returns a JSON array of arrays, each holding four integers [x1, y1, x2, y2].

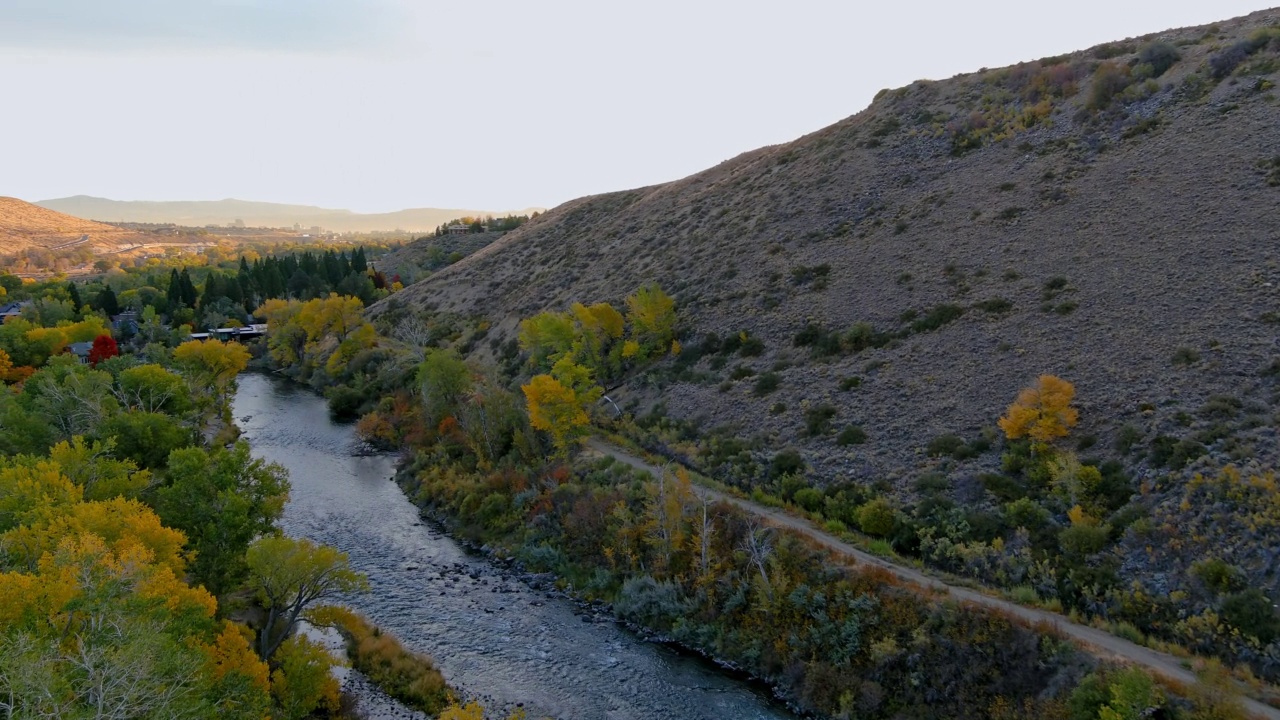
[[0, 1, 1274, 213]]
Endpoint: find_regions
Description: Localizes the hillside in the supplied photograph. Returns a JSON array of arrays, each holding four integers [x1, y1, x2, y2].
[[385, 9, 1280, 487], [373, 231, 507, 286], [37, 196, 542, 233], [0, 196, 136, 254]]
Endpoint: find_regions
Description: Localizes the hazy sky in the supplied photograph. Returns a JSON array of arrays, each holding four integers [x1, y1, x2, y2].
[[1, 1, 1274, 213]]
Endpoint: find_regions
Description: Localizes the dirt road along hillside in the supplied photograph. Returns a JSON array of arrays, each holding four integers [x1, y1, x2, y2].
[[585, 438, 1280, 720]]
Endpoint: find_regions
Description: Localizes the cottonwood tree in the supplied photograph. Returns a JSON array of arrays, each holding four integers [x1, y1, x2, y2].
[[23, 359, 118, 440], [521, 359, 602, 455], [114, 363, 192, 415], [741, 518, 775, 598], [998, 374, 1078, 444], [245, 535, 368, 661], [624, 284, 677, 361], [694, 495, 718, 583], [647, 465, 694, 574], [172, 338, 251, 411], [48, 436, 151, 501], [391, 314, 435, 361], [455, 371, 524, 469], [156, 443, 289, 596], [418, 348, 472, 429]]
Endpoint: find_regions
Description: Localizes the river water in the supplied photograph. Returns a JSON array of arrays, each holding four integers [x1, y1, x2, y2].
[[232, 373, 796, 720]]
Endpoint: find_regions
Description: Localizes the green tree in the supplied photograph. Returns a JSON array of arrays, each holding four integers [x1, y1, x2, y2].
[[156, 442, 290, 596], [48, 436, 151, 501], [518, 310, 576, 369], [417, 349, 472, 430], [857, 498, 897, 537], [115, 363, 193, 415], [66, 282, 82, 312], [1098, 667, 1160, 720], [24, 359, 119, 440], [95, 285, 121, 316], [99, 410, 192, 469], [245, 535, 368, 661], [1220, 588, 1280, 644], [0, 389, 53, 456]]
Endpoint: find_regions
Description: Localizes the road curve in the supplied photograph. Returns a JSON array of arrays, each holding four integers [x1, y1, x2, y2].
[[585, 438, 1280, 720]]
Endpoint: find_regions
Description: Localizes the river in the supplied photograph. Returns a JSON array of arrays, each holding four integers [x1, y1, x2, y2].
[[232, 372, 797, 720]]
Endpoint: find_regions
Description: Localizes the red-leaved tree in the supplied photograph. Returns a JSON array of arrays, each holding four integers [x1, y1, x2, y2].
[[88, 334, 119, 367]]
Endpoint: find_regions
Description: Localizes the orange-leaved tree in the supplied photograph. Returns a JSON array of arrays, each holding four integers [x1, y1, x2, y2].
[[998, 374, 1078, 443]]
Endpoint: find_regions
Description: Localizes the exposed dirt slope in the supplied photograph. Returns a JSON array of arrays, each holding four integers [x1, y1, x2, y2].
[[383, 9, 1280, 486], [0, 196, 129, 253]]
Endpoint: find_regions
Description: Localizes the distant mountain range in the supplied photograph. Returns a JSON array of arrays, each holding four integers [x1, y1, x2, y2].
[[35, 196, 543, 234]]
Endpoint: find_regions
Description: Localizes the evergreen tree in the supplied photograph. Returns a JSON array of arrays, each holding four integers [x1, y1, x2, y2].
[[178, 268, 198, 308], [200, 274, 223, 309], [322, 251, 342, 286], [67, 282, 82, 313], [96, 286, 121, 316], [287, 269, 312, 299], [167, 268, 182, 308], [266, 264, 286, 299]]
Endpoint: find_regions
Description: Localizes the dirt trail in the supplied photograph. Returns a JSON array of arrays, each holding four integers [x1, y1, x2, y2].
[[585, 438, 1280, 720]]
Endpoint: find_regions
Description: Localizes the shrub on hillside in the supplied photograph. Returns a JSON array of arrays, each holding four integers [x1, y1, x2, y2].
[[804, 404, 838, 436], [792, 487, 825, 512], [1209, 31, 1278, 79], [837, 425, 867, 446], [754, 372, 780, 396], [768, 449, 805, 479], [1136, 40, 1181, 78], [911, 304, 965, 333], [1088, 62, 1133, 110], [857, 498, 897, 537]]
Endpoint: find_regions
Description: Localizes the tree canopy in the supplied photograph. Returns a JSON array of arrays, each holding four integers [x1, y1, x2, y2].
[[998, 374, 1078, 443]]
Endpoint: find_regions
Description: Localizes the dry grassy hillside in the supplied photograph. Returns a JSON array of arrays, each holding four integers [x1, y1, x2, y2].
[[0, 196, 128, 253], [383, 9, 1280, 486], [374, 231, 505, 286]]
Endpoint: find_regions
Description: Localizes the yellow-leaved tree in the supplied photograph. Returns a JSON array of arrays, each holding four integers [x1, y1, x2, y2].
[[998, 374, 1078, 444], [624, 284, 677, 361], [521, 361, 601, 454], [173, 338, 251, 410]]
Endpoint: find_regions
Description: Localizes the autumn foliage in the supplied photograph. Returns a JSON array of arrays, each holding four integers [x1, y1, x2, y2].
[[522, 372, 592, 453], [87, 333, 118, 366], [998, 374, 1078, 443]]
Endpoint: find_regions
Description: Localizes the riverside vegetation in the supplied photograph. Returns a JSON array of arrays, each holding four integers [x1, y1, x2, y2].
[[254, 262, 1259, 718], [0, 265, 457, 719], [367, 6, 1280, 714]]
